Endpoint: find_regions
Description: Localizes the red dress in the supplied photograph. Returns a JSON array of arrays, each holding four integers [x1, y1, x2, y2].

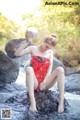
[[31, 55, 50, 92]]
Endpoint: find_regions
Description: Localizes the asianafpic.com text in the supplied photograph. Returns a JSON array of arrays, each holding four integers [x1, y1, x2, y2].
[[45, 1, 80, 5]]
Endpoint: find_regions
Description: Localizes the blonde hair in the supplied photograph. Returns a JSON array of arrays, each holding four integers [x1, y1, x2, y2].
[[44, 34, 58, 46]]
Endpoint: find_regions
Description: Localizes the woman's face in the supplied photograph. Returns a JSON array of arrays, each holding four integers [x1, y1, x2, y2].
[[42, 42, 53, 51]]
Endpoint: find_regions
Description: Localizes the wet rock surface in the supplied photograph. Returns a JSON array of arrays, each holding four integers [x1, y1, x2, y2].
[[0, 85, 70, 120], [65, 73, 80, 94], [0, 51, 19, 85], [5, 90, 68, 112], [0, 82, 80, 120]]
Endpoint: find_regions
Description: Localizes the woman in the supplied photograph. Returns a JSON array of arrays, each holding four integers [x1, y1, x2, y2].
[[15, 34, 65, 113]]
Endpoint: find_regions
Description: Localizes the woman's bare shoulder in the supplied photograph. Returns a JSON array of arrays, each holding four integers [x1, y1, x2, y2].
[[28, 45, 37, 54]]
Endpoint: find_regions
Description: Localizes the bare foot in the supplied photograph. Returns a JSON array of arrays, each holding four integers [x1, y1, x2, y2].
[[29, 106, 37, 113], [58, 100, 64, 113], [29, 99, 37, 112]]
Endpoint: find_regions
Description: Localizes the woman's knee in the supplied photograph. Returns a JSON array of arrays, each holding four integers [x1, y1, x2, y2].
[[56, 67, 64, 73], [26, 66, 34, 74]]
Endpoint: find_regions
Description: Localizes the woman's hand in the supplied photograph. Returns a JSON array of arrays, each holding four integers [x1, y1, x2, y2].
[[40, 81, 47, 90]]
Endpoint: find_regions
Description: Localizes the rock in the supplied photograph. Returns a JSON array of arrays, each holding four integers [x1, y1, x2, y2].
[[53, 57, 65, 70], [0, 83, 26, 93], [65, 67, 77, 76], [6, 91, 56, 112], [34, 90, 68, 113], [23, 91, 80, 120], [65, 74, 80, 94], [5, 90, 68, 119], [12, 54, 31, 67], [0, 83, 27, 104], [5, 38, 33, 58], [0, 51, 19, 85], [0, 93, 13, 103], [65, 66, 80, 76], [0, 83, 16, 93]]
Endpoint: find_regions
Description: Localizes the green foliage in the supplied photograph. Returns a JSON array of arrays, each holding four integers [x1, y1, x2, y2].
[[0, 13, 21, 51], [0, 13, 20, 40]]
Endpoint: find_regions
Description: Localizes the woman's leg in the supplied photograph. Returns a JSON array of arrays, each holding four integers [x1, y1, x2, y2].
[[44, 67, 65, 113], [26, 66, 38, 112]]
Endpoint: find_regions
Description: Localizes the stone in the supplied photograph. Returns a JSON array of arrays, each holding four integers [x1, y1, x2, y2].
[[5, 38, 33, 58], [53, 57, 65, 70], [0, 51, 19, 85], [12, 54, 31, 67], [0, 93, 13, 103], [65, 66, 80, 76], [65, 67, 76, 76], [65, 74, 80, 94], [34, 90, 68, 113], [5, 90, 68, 119]]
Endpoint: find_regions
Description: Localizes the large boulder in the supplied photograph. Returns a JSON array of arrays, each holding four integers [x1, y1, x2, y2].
[[5, 90, 68, 120], [0, 51, 19, 85], [65, 73, 80, 94], [53, 58, 80, 76], [53, 57, 65, 70], [12, 54, 31, 67], [5, 27, 38, 59], [5, 38, 33, 58], [65, 66, 80, 76]]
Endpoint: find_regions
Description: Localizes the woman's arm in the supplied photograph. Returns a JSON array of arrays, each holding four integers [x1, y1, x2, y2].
[[40, 50, 53, 90], [15, 41, 33, 57], [44, 50, 53, 81]]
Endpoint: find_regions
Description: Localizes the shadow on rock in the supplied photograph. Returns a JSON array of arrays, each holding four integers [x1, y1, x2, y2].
[[0, 51, 19, 85]]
